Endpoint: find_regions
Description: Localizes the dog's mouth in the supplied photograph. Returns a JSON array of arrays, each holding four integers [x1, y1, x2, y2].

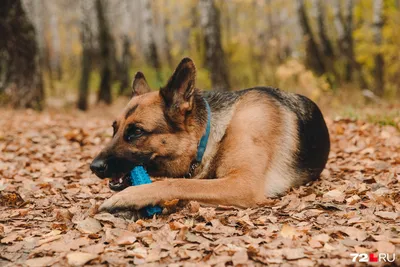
[[108, 173, 132, 191]]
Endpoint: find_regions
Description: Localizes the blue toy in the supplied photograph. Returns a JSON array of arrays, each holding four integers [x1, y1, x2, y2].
[[130, 166, 162, 217]]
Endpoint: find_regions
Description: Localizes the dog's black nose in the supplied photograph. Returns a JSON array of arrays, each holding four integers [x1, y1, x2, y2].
[[90, 159, 108, 178]]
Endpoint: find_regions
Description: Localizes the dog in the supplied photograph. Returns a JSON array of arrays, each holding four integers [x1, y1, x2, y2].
[[90, 57, 330, 212]]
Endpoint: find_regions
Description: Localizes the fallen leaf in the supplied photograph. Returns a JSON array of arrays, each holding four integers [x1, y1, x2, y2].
[[323, 190, 345, 202], [116, 232, 137, 245], [232, 249, 248, 265], [1, 232, 20, 244], [284, 248, 305, 260], [280, 224, 297, 239], [309, 239, 322, 248], [76, 218, 102, 234], [66, 252, 98, 267], [312, 234, 330, 243], [198, 207, 216, 222], [375, 211, 399, 220], [376, 241, 396, 254], [25, 257, 55, 267]]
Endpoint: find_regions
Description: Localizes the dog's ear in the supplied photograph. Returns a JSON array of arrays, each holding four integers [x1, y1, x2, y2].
[[132, 72, 151, 96], [160, 57, 196, 122]]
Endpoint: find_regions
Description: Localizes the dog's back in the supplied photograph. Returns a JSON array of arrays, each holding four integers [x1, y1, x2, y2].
[[204, 87, 330, 196], [94, 58, 331, 212]]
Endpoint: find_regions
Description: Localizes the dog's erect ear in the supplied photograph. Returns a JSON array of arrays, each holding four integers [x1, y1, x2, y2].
[[132, 72, 151, 96], [160, 58, 196, 121]]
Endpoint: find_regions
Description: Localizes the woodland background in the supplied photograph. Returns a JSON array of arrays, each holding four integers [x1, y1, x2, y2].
[[1, 0, 400, 113]]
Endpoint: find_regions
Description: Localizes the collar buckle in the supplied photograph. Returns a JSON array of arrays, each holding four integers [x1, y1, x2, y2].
[[185, 161, 199, 178]]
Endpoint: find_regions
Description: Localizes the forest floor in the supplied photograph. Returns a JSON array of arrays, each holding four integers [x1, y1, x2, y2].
[[0, 105, 399, 267]]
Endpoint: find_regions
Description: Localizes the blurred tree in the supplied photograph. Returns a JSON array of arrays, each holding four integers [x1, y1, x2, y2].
[[77, 0, 93, 111], [313, 0, 338, 82], [96, 0, 113, 104], [199, 0, 230, 91], [142, 0, 161, 83], [334, 0, 367, 88], [296, 0, 325, 76], [373, 0, 384, 96], [162, 15, 173, 68], [119, 0, 132, 95], [0, 0, 44, 109], [50, 3, 62, 81]]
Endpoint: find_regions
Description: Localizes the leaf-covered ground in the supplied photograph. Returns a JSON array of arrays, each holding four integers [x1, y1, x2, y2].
[[0, 107, 399, 266]]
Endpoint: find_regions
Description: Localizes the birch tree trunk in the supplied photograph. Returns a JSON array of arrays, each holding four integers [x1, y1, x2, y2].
[[199, 0, 230, 91], [96, 0, 113, 104], [372, 0, 385, 96], [0, 0, 44, 109], [77, 0, 93, 111]]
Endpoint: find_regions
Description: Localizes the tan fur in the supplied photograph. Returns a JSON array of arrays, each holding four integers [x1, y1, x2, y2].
[[95, 58, 317, 213], [99, 91, 296, 211]]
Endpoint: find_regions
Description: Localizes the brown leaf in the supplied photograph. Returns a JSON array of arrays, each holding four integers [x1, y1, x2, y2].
[[284, 248, 305, 260], [376, 241, 396, 254], [0, 192, 24, 207], [76, 217, 102, 234], [93, 212, 127, 229], [280, 224, 297, 239], [66, 252, 98, 267], [323, 190, 345, 202], [185, 232, 210, 244], [25, 257, 55, 267], [1, 232, 20, 244], [375, 211, 399, 220], [309, 239, 322, 248], [188, 201, 200, 213], [0, 224, 4, 237], [198, 207, 216, 222], [232, 249, 248, 265], [116, 232, 137, 245]]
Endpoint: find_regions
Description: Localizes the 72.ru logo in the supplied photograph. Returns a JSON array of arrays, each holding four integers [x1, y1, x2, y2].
[[351, 253, 396, 263]]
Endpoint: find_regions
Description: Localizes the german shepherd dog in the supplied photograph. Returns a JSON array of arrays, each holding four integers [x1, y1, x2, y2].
[[91, 58, 330, 213]]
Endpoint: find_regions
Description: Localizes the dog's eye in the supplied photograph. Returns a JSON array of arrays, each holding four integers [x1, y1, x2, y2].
[[126, 125, 145, 142], [133, 128, 143, 136]]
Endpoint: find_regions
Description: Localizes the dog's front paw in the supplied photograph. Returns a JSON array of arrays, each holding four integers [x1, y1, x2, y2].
[[99, 186, 156, 213]]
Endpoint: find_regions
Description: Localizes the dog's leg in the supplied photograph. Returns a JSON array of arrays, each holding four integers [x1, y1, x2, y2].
[[99, 142, 271, 212], [99, 173, 266, 212], [99, 104, 282, 213]]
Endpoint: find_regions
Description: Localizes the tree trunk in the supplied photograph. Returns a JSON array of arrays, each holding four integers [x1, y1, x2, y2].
[[333, 0, 367, 88], [118, 0, 132, 96], [96, 0, 113, 104], [142, 0, 161, 84], [50, 6, 62, 81], [343, 0, 354, 82], [162, 16, 173, 68], [313, 0, 334, 58], [0, 0, 44, 109], [313, 0, 339, 85], [372, 0, 385, 97], [77, 0, 93, 111], [296, 0, 325, 76], [119, 36, 132, 96], [199, 0, 230, 91]]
